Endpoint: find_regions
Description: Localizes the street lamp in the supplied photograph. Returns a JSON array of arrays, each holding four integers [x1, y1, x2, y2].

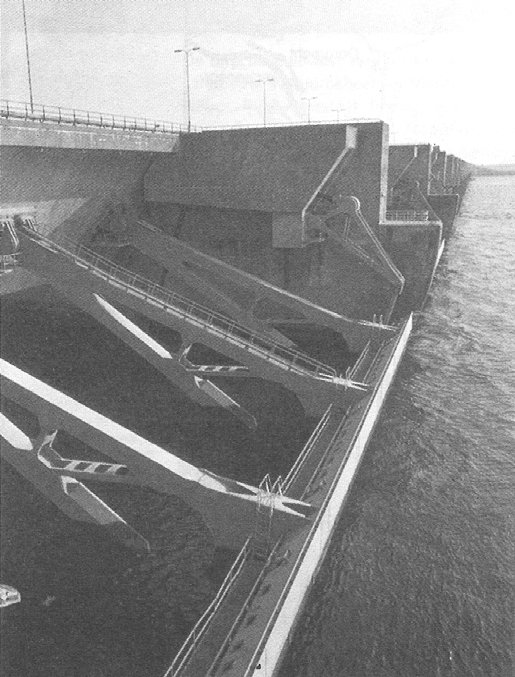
[[21, 0, 34, 111], [174, 46, 200, 132], [301, 96, 317, 124], [255, 78, 274, 126], [331, 108, 345, 123]]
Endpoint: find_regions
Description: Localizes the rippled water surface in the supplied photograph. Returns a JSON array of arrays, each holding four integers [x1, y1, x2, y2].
[[279, 175, 515, 676]]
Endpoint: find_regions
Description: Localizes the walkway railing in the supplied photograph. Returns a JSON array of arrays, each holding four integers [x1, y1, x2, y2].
[[1, 99, 380, 135], [164, 539, 252, 677], [21, 228, 340, 383], [385, 210, 430, 222], [0, 253, 20, 274], [205, 540, 282, 677], [236, 319, 411, 677], [281, 404, 333, 493], [203, 117, 381, 130], [161, 324, 407, 677], [1, 100, 198, 134]]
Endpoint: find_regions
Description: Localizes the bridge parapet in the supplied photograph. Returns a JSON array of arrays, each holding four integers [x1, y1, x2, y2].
[[1, 100, 185, 152]]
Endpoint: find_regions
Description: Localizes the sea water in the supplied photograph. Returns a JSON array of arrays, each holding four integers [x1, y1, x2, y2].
[[279, 175, 515, 676]]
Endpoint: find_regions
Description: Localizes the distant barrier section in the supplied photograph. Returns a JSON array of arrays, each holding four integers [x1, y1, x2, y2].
[[1, 100, 197, 134]]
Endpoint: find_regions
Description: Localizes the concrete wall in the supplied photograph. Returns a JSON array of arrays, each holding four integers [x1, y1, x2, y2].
[[429, 146, 447, 195], [426, 194, 459, 238], [379, 223, 442, 320], [141, 123, 393, 319], [389, 144, 473, 199], [307, 123, 388, 227], [444, 154, 458, 190], [1, 119, 180, 153], [146, 125, 351, 212], [146, 198, 394, 321], [149, 203, 280, 282], [388, 144, 432, 197], [2, 123, 389, 246], [1, 123, 396, 320], [145, 122, 388, 227], [1, 146, 157, 241], [444, 155, 474, 193]]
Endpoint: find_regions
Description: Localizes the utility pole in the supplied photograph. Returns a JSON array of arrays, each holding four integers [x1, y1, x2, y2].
[[301, 96, 317, 124], [255, 78, 274, 126], [174, 46, 200, 132], [21, 0, 34, 111]]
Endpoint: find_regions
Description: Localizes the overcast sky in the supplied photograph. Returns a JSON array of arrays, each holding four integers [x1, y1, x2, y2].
[[2, 0, 514, 163]]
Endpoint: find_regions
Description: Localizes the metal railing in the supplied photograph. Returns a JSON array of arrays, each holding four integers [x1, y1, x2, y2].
[[203, 117, 381, 131], [21, 228, 339, 382], [281, 404, 333, 493], [163, 324, 408, 677], [165, 539, 252, 677], [385, 210, 429, 222], [206, 540, 282, 677], [0, 253, 20, 274], [349, 340, 371, 379], [1, 100, 381, 135], [1, 100, 198, 134], [240, 317, 412, 677]]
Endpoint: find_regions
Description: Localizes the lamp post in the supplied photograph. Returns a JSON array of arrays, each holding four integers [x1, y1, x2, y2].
[[174, 46, 200, 132], [331, 108, 345, 123], [301, 96, 317, 124], [21, 0, 34, 111], [255, 78, 274, 126]]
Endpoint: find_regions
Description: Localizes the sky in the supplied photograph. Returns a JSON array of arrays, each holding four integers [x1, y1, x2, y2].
[[2, 0, 515, 164]]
